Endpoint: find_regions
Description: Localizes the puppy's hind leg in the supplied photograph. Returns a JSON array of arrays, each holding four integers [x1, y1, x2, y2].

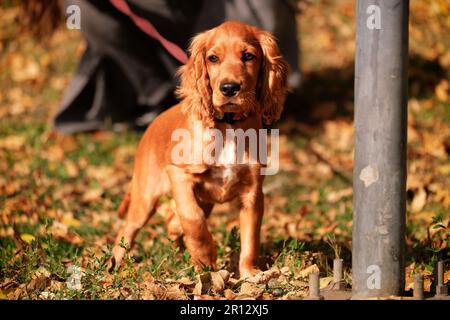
[[117, 185, 131, 219], [111, 174, 167, 270]]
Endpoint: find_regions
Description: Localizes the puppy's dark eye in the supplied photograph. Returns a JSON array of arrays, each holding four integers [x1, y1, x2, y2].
[[208, 55, 219, 63], [242, 52, 256, 62]]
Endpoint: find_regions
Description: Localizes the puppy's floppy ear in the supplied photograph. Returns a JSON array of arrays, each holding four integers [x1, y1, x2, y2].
[[176, 32, 214, 124], [257, 31, 289, 125]]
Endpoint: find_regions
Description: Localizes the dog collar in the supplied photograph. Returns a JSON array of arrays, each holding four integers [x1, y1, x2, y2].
[[215, 111, 249, 124]]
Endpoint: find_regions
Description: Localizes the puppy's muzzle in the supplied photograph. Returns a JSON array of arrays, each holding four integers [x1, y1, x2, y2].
[[220, 82, 241, 97]]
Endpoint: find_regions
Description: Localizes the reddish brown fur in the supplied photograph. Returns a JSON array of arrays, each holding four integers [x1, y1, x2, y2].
[[117, 188, 130, 219], [111, 21, 289, 278]]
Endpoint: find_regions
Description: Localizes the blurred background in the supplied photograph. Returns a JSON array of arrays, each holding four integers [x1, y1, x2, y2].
[[0, 0, 449, 299]]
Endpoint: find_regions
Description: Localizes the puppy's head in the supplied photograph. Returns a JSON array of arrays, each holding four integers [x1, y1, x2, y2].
[[177, 21, 289, 125]]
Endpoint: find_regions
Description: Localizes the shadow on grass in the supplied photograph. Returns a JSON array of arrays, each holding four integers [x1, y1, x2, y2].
[[281, 53, 448, 129]]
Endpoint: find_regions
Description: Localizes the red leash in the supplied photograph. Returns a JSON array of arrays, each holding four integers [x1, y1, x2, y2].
[[109, 0, 188, 64]]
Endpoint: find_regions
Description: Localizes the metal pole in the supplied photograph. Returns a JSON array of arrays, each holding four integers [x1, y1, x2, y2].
[[332, 258, 346, 290], [353, 0, 409, 298], [305, 272, 324, 300], [436, 260, 448, 297], [413, 274, 424, 300]]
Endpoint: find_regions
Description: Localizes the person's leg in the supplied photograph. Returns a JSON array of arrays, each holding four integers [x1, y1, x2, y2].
[[54, 44, 104, 133], [55, 0, 203, 133], [55, 0, 148, 132]]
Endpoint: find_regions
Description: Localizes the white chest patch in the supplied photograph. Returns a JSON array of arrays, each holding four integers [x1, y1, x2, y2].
[[216, 135, 237, 165], [213, 135, 240, 188], [211, 165, 239, 185]]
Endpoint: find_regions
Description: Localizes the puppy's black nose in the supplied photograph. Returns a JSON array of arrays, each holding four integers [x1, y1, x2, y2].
[[220, 82, 240, 97]]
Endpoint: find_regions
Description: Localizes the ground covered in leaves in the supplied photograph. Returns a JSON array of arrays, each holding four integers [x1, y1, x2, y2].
[[1, 0, 449, 299]]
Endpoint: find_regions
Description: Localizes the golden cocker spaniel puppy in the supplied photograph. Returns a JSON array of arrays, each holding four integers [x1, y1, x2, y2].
[[111, 21, 289, 278]]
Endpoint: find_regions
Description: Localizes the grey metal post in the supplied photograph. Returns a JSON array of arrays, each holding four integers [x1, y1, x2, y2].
[[413, 274, 424, 300], [332, 258, 346, 290], [305, 272, 324, 300], [353, 0, 409, 298], [436, 261, 448, 296]]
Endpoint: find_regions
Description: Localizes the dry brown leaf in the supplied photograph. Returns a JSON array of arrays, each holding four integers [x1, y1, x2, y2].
[[323, 120, 354, 152], [422, 132, 447, 159], [45, 145, 65, 162], [13, 160, 31, 175], [239, 282, 264, 297], [298, 264, 320, 279], [27, 267, 51, 292], [224, 289, 236, 299], [86, 165, 115, 181], [10, 55, 41, 82], [210, 272, 225, 294], [164, 284, 189, 300], [209, 270, 230, 294], [437, 164, 450, 175], [326, 188, 353, 203], [50, 221, 84, 245], [411, 188, 427, 213], [320, 276, 333, 289], [309, 190, 320, 204], [7, 88, 33, 116], [435, 79, 449, 102], [82, 188, 103, 203], [193, 273, 211, 296], [39, 291, 56, 299], [193, 294, 218, 300], [176, 277, 196, 288], [64, 160, 79, 177], [246, 269, 280, 284], [0, 135, 25, 150]]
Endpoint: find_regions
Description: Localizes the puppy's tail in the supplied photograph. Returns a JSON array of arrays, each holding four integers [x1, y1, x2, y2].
[[117, 187, 131, 219]]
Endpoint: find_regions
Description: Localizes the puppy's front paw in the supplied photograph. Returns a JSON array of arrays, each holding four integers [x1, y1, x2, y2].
[[192, 251, 218, 271], [189, 244, 217, 271]]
